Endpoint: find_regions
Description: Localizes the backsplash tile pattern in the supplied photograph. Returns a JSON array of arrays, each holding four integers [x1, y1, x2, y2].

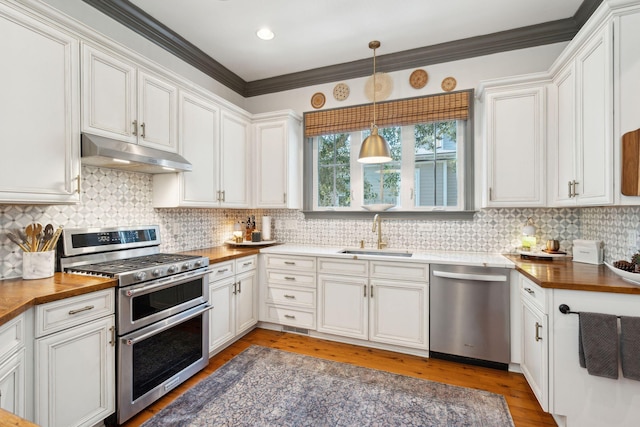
[[1, 166, 636, 280]]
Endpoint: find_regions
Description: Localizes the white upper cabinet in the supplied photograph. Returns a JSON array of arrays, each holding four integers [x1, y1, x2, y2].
[[480, 78, 548, 207], [549, 23, 613, 206], [220, 111, 251, 208], [0, 2, 80, 204], [153, 90, 251, 208], [253, 111, 302, 209], [81, 43, 178, 153]]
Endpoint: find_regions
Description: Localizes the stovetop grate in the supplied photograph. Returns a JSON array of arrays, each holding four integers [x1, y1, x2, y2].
[[67, 253, 202, 275]]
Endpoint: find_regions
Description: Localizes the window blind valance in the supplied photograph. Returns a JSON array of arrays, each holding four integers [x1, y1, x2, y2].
[[304, 90, 471, 138]]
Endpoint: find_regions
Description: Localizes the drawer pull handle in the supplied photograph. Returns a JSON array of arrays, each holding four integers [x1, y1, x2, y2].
[[535, 322, 543, 342], [284, 276, 296, 281], [284, 294, 296, 299], [284, 261, 296, 265], [524, 287, 535, 296], [242, 262, 252, 266], [218, 268, 229, 273], [68, 305, 94, 315], [284, 314, 296, 319]]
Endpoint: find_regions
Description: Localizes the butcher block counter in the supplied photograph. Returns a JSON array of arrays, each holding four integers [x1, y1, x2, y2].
[[505, 254, 640, 294]]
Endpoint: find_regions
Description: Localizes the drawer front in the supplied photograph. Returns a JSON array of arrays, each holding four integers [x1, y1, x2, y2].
[[317, 257, 368, 276], [520, 275, 546, 311], [236, 255, 257, 274], [0, 313, 26, 363], [370, 261, 429, 281], [266, 304, 316, 329], [264, 255, 316, 272], [35, 288, 115, 337], [266, 270, 316, 288], [208, 261, 235, 282], [267, 285, 316, 309]]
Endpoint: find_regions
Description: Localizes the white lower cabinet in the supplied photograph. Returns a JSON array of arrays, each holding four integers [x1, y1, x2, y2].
[[519, 274, 549, 412], [0, 312, 31, 420], [208, 256, 257, 355], [34, 289, 115, 427], [317, 258, 429, 351]]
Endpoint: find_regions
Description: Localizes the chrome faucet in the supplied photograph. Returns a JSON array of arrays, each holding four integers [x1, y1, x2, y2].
[[372, 214, 387, 249]]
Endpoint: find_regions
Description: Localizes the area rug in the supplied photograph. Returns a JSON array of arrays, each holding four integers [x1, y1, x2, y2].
[[141, 345, 515, 426]]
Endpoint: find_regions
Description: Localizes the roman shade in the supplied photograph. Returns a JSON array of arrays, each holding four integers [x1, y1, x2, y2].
[[304, 90, 471, 138]]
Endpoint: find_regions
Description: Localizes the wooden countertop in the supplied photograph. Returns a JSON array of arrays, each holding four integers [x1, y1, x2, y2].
[[0, 245, 262, 327], [0, 273, 117, 325], [505, 254, 640, 294]]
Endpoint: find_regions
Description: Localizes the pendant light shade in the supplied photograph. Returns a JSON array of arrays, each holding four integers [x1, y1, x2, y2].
[[358, 41, 392, 164]]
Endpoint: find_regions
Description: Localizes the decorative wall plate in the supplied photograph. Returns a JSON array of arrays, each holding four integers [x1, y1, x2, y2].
[[311, 92, 326, 109], [333, 83, 350, 101], [365, 72, 392, 102], [441, 76, 457, 92], [409, 69, 428, 89]]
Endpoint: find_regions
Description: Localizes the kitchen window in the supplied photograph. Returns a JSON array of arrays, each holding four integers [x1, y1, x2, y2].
[[304, 90, 473, 215]]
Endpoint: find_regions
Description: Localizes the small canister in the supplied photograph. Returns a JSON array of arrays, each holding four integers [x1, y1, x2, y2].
[[546, 239, 560, 252], [251, 231, 261, 242]]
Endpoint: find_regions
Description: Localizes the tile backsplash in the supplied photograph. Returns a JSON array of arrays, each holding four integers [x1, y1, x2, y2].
[[0, 166, 636, 279]]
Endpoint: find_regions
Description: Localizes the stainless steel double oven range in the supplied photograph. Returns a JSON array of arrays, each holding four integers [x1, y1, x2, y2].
[[58, 225, 210, 424]]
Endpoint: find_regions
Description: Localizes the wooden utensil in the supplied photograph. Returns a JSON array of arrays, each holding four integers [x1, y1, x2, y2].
[[44, 226, 63, 252], [622, 128, 640, 196], [25, 223, 42, 252]]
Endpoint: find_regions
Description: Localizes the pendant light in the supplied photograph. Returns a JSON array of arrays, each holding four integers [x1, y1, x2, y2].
[[358, 40, 392, 164]]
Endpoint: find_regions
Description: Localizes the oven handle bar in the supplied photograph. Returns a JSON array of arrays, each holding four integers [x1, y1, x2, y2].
[[125, 269, 208, 297], [124, 304, 213, 346]]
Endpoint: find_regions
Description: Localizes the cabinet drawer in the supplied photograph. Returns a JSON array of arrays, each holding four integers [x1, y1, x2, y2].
[[520, 275, 546, 311], [370, 261, 429, 282], [266, 304, 315, 329], [264, 255, 316, 272], [267, 285, 316, 309], [208, 261, 235, 282], [317, 257, 368, 276], [0, 313, 26, 363], [266, 270, 316, 288], [35, 289, 115, 337], [236, 255, 257, 274]]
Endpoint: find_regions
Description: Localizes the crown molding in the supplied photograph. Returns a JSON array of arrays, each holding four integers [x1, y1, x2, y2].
[[82, 0, 603, 98]]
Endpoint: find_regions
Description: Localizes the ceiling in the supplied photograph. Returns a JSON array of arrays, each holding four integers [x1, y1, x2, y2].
[[84, 0, 599, 96]]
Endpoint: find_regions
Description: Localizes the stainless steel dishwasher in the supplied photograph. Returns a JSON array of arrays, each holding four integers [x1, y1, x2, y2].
[[429, 264, 510, 369]]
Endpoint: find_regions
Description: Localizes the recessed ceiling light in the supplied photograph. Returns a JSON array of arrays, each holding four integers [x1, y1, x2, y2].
[[256, 28, 275, 41]]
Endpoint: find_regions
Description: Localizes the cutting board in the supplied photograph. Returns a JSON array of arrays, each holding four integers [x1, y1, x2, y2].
[[621, 128, 640, 196]]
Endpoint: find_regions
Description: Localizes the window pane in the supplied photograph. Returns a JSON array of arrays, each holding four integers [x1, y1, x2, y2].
[[317, 134, 351, 207], [414, 121, 458, 207], [362, 127, 401, 206]]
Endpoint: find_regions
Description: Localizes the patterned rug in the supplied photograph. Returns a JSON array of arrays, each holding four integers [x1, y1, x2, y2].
[[141, 345, 515, 426]]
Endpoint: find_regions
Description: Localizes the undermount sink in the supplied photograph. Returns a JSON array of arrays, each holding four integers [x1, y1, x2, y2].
[[339, 249, 413, 258]]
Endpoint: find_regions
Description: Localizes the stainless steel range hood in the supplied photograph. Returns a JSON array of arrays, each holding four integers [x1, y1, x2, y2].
[[81, 133, 192, 173]]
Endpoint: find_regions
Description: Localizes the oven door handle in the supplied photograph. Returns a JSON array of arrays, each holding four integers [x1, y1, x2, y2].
[[125, 269, 207, 297], [124, 304, 213, 346]]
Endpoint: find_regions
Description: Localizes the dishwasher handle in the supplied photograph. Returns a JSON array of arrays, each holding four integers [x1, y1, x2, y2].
[[432, 270, 508, 282]]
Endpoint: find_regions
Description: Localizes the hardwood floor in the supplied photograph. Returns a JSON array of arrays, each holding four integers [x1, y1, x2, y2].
[[122, 328, 556, 427]]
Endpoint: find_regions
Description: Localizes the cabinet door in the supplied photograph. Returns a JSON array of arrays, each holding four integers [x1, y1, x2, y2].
[[209, 277, 235, 353], [179, 91, 220, 206], [35, 315, 115, 427], [521, 298, 548, 412], [235, 270, 257, 335], [81, 44, 137, 143], [575, 27, 613, 205], [137, 69, 178, 152], [484, 86, 546, 207], [369, 280, 428, 350], [550, 63, 577, 206], [317, 274, 368, 340], [255, 121, 288, 207], [0, 6, 80, 204], [220, 111, 250, 207], [0, 349, 26, 418]]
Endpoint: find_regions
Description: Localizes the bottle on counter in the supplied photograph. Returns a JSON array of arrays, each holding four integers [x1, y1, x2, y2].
[[245, 217, 252, 241]]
